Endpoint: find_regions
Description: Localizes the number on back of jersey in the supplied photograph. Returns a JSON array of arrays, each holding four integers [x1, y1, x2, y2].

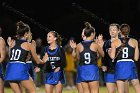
[[10, 49, 21, 60], [122, 47, 128, 58], [84, 53, 91, 64]]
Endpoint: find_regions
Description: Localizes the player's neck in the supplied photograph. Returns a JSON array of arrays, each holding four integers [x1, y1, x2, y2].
[[49, 43, 57, 50], [111, 37, 118, 42], [85, 37, 92, 41]]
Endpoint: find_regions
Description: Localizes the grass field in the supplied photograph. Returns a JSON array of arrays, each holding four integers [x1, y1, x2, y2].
[[4, 86, 135, 93]]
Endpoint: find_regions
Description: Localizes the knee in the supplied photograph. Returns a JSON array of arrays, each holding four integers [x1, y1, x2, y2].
[[131, 80, 140, 87]]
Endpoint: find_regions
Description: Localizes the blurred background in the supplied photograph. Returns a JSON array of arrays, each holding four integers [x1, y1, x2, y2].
[[0, 0, 140, 45]]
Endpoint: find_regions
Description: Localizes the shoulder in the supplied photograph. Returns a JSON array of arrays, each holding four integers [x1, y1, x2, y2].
[[43, 46, 49, 50], [91, 42, 98, 47], [25, 41, 34, 48], [130, 38, 137, 42], [129, 38, 138, 45], [77, 42, 82, 47]]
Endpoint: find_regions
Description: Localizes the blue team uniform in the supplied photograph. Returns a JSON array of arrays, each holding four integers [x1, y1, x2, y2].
[[42, 45, 66, 85], [5, 39, 30, 81], [26, 61, 35, 80], [76, 66, 81, 83], [115, 38, 138, 80], [78, 41, 99, 82], [103, 40, 116, 83]]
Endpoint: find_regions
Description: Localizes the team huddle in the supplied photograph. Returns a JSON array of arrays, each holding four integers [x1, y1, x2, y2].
[[0, 21, 140, 93]]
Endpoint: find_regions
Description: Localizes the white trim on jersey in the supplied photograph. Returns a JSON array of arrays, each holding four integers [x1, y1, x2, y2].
[[9, 61, 26, 64], [117, 59, 134, 63], [26, 61, 32, 63]]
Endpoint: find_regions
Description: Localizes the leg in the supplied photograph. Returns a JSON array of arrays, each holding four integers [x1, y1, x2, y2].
[[20, 77, 36, 93], [89, 81, 99, 93], [106, 83, 116, 93], [45, 84, 54, 93], [124, 80, 129, 93], [55, 82, 63, 93], [0, 78, 4, 93], [24, 78, 35, 93], [76, 83, 83, 93], [116, 80, 125, 93], [9, 82, 22, 93], [65, 71, 72, 89], [81, 82, 90, 93], [131, 79, 140, 93]]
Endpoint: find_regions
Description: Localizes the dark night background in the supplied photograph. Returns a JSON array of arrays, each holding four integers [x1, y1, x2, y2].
[[0, 0, 140, 45]]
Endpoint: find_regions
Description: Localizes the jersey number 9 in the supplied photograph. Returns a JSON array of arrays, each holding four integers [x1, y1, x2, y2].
[[84, 53, 91, 64]]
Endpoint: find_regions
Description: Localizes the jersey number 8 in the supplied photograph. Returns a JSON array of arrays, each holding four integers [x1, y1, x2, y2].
[[122, 47, 128, 58]]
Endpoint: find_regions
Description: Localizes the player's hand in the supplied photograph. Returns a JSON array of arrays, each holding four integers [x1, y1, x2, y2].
[[97, 34, 104, 48], [101, 66, 107, 72], [70, 40, 77, 49], [7, 37, 14, 47], [54, 67, 60, 72], [34, 67, 40, 73]]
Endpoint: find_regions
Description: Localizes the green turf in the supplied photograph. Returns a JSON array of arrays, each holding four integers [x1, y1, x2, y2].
[[4, 86, 135, 93]]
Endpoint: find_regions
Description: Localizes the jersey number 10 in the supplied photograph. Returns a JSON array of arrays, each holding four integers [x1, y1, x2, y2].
[[10, 49, 21, 60]]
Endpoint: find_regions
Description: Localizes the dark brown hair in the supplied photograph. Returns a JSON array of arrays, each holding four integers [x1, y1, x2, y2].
[[114, 24, 130, 60], [16, 21, 30, 37], [83, 22, 95, 37]]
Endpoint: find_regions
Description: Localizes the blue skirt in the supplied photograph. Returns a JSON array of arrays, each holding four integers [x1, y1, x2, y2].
[[4, 61, 30, 81], [115, 59, 138, 80], [104, 73, 116, 83], [79, 64, 99, 82], [26, 62, 34, 80], [76, 66, 82, 83], [45, 70, 66, 85]]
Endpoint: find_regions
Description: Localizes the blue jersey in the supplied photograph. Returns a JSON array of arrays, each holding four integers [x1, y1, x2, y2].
[[116, 38, 134, 61], [42, 45, 66, 72], [42, 45, 66, 84], [10, 40, 28, 62], [103, 39, 115, 73], [78, 41, 99, 82], [115, 38, 138, 80], [5, 39, 30, 81], [79, 41, 97, 66]]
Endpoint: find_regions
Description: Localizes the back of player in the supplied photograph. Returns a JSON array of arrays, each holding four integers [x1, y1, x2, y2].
[[111, 24, 140, 93], [115, 37, 136, 80], [79, 41, 99, 81], [70, 22, 104, 93], [5, 39, 29, 81]]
